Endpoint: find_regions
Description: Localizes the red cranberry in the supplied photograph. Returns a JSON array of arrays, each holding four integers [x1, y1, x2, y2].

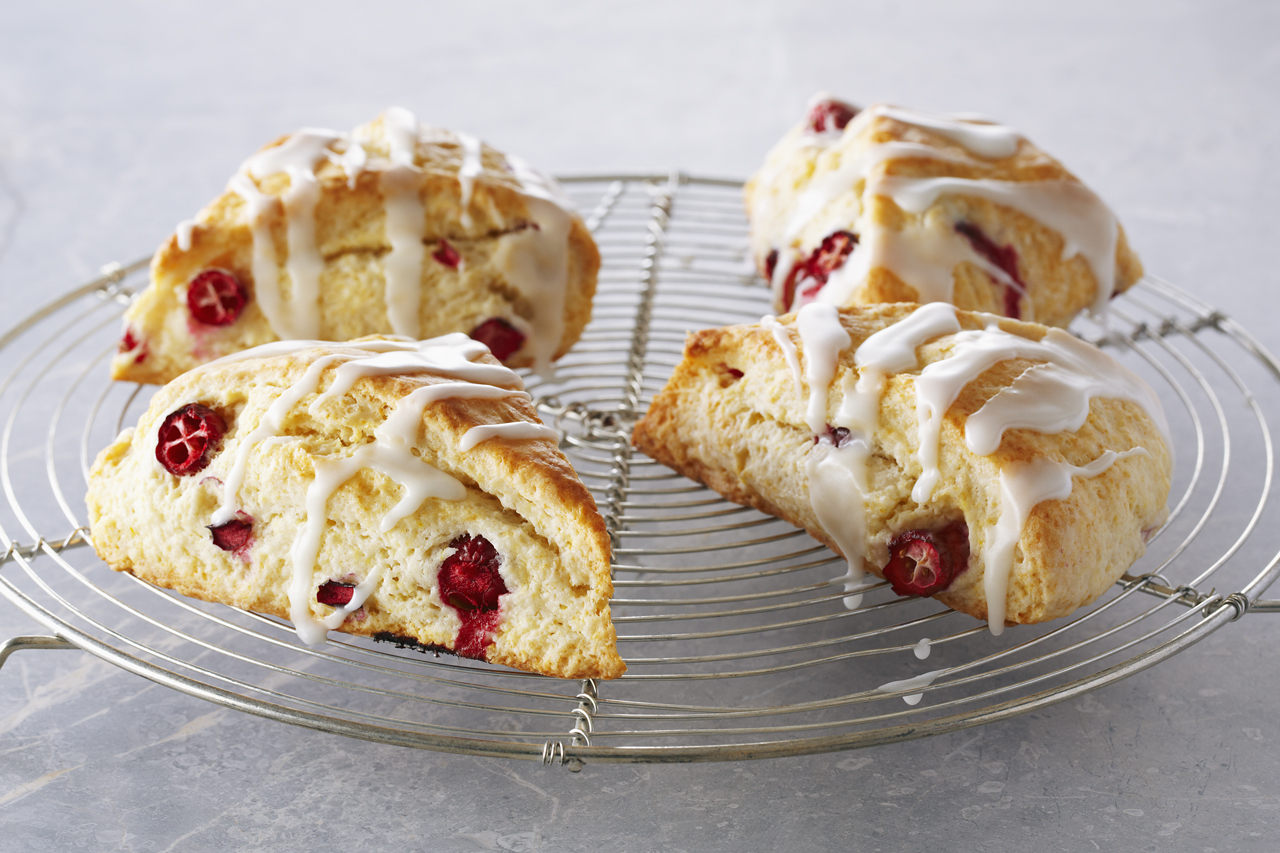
[[806, 98, 859, 134], [317, 580, 357, 607], [813, 424, 852, 448], [432, 239, 461, 269], [438, 534, 507, 612], [764, 249, 779, 281], [187, 269, 248, 326], [155, 403, 225, 476], [119, 327, 147, 363], [955, 222, 1025, 320], [469, 317, 526, 361], [438, 533, 509, 659], [882, 522, 970, 597], [783, 231, 859, 311], [209, 516, 253, 555]]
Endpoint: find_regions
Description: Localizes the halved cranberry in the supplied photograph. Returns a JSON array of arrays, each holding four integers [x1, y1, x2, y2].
[[438, 533, 509, 659], [955, 222, 1025, 320], [764, 249, 779, 282], [783, 231, 859, 311], [806, 98, 859, 134], [317, 580, 356, 607], [883, 522, 970, 597], [209, 517, 253, 555], [432, 239, 461, 269], [155, 403, 225, 476], [469, 317, 526, 361], [119, 327, 147, 363], [187, 269, 248, 327]]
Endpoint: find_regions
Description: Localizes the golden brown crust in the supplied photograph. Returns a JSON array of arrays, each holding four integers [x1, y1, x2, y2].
[[744, 103, 1143, 327], [89, 338, 623, 679], [113, 113, 599, 385], [633, 304, 1170, 626]]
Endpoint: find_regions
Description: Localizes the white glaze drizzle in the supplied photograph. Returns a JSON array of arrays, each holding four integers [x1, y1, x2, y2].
[[203, 334, 541, 645], [228, 173, 285, 334], [911, 319, 1168, 504], [175, 219, 196, 252], [913, 638, 932, 660], [875, 106, 1023, 159], [497, 154, 577, 378], [332, 140, 367, 190], [807, 440, 871, 609], [876, 668, 948, 706], [762, 315, 804, 399], [380, 107, 427, 338], [456, 132, 483, 229], [459, 422, 559, 452], [796, 303, 852, 435], [231, 128, 344, 341], [817, 212, 1019, 311], [793, 304, 867, 607], [875, 175, 1120, 311], [981, 448, 1148, 635]]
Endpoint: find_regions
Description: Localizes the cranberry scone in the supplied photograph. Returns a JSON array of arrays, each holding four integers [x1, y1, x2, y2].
[[632, 303, 1171, 631], [114, 107, 599, 385], [88, 334, 624, 679], [746, 96, 1144, 326]]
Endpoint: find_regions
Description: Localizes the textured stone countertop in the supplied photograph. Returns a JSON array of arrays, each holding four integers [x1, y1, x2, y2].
[[1, 2, 1279, 851]]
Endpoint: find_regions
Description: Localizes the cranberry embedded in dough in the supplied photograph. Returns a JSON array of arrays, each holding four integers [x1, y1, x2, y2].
[[317, 580, 356, 607], [883, 522, 970, 597], [208, 517, 253, 555], [785, 231, 858, 311], [186, 269, 248, 326], [468, 317, 526, 362], [954, 222, 1025, 320], [438, 534, 507, 612], [431, 239, 461, 269], [119, 327, 147, 364], [155, 403, 225, 476], [437, 533, 509, 660], [813, 424, 852, 448], [806, 98, 859, 134]]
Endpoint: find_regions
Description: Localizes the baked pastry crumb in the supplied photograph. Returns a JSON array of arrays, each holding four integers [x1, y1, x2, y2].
[[633, 303, 1171, 631], [745, 96, 1143, 327], [114, 108, 599, 385], [89, 334, 624, 679]]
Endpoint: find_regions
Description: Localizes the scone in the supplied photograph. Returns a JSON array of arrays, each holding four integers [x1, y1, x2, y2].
[[88, 334, 624, 679], [114, 107, 599, 385], [632, 302, 1171, 631], [745, 96, 1143, 327]]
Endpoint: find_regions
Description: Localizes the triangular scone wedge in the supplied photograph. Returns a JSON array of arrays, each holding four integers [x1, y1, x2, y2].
[[634, 303, 1171, 630], [745, 96, 1143, 327], [113, 107, 599, 385], [89, 335, 624, 679]]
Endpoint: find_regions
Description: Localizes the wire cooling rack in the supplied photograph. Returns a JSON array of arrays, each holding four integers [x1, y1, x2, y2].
[[0, 174, 1278, 769]]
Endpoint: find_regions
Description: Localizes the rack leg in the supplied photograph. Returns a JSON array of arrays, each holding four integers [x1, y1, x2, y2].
[[0, 636, 76, 671]]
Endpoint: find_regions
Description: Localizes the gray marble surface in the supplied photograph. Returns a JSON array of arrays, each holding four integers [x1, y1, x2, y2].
[[1, 1, 1279, 850]]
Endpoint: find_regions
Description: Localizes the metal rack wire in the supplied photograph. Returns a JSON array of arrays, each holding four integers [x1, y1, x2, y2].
[[0, 173, 1277, 769]]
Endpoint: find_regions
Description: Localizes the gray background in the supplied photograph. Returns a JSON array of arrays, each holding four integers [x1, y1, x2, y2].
[[1, 1, 1278, 850]]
